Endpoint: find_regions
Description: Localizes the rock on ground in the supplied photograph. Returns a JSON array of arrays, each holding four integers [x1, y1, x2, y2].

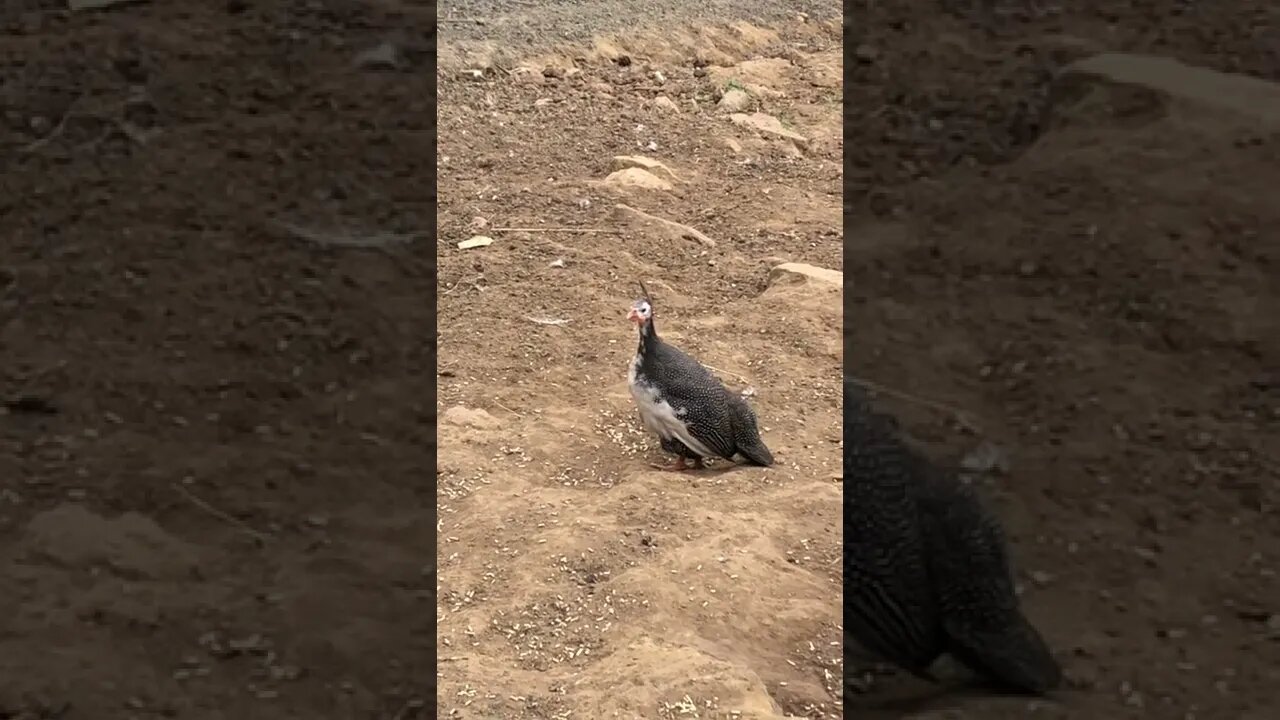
[[441, 405, 503, 430], [613, 203, 716, 247], [718, 87, 754, 113], [610, 155, 683, 184], [603, 167, 675, 192], [1063, 52, 1280, 127], [768, 262, 842, 287], [729, 112, 809, 146], [22, 504, 200, 580]]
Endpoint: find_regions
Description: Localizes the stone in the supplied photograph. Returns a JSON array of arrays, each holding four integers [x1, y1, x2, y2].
[[602, 167, 673, 192], [729, 112, 808, 146], [651, 95, 681, 113], [717, 88, 752, 113], [1064, 52, 1280, 127], [441, 406, 502, 430], [23, 504, 199, 580], [511, 66, 545, 85], [768, 262, 842, 288], [612, 204, 715, 247], [610, 155, 682, 184], [746, 83, 783, 98], [354, 42, 401, 70], [708, 58, 792, 90]]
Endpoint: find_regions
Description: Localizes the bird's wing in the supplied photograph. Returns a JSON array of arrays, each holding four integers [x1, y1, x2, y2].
[[647, 345, 739, 458], [923, 478, 1063, 694], [844, 402, 944, 673]]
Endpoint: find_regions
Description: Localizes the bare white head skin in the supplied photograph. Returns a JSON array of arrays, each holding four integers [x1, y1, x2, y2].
[[627, 298, 652, 327], [627, 281, 655, 335]]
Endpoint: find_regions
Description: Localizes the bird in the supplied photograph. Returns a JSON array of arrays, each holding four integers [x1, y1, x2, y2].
[[625, 282, 774, 471], [843, 376, 1062, 696]]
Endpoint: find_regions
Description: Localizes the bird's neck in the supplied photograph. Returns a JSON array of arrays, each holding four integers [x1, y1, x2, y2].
[[636, 319, 658, 355]]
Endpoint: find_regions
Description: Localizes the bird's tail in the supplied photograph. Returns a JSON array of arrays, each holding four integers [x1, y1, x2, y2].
[[946, 610, 1063, 695], [738, 440, 774, 467], [728, 394, 774, 466]]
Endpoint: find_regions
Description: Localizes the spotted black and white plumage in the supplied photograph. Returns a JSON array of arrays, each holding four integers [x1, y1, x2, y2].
[[626, 286, 773, 470], [844, 377, 1061, 696]]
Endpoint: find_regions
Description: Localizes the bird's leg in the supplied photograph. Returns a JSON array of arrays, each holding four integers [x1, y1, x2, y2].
[[649, 456, 696, 472]]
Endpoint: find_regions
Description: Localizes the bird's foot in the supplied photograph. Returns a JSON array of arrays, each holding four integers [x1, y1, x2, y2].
[[649, 457, 696, 472]]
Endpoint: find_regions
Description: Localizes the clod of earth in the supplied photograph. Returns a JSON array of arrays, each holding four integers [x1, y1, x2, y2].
[[602, 167, 674, 192], [651, 96, 681, 113], [768, 262, 842, 288], [22, 504, 201, 580], [612, 204, 716, 247], [718, 88, 753, 113], [511, 67, 546, 85], [1064, 52, 1280, 127], [441, 406, 503, 431], [729, 112, 809, 146], [457, 235, 494, 250], [610, 155, 683, 184], [708, 58, 793, 92], [354, 42, 401, 70]]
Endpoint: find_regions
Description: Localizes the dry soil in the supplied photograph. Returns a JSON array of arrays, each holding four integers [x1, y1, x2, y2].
[[437, 11, 843, 720]]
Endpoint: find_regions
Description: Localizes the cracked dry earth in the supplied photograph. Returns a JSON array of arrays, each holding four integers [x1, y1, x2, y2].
[[437, 20, 843, 720]]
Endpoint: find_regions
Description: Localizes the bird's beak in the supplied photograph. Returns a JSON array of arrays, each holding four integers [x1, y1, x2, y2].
[[626, 308, 641, 323]]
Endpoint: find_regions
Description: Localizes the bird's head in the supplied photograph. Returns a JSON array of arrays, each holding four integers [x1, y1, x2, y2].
[[627, 297, 653, 326], [627, 281, 655, 327]]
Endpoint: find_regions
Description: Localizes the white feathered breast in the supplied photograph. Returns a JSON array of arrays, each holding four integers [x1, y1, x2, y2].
[[628, 353, 717, 458]]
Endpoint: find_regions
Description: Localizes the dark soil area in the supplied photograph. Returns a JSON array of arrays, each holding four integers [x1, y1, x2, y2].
[[1, 2, 434, 719], [847, 2, 1279, 718]]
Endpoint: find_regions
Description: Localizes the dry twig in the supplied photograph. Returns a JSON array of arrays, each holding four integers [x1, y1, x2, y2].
[[171, 482, 271, 544], [849, 375, 982, 432], [524, 316, 571, 326], [492, 227, 615, 234], [702, 363, 751, 385], [492, 402, 523, 418], [273, 221, 421, 249]]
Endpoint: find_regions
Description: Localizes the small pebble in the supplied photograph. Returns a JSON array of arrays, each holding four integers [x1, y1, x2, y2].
[[354, 42, 400, 69]]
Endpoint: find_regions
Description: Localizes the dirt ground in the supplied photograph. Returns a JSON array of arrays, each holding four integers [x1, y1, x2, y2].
[[5, 1, 1277, 719], [846, 2, 1280, 719], [1, 2, 433, 719], [436, 13, 843, 720]]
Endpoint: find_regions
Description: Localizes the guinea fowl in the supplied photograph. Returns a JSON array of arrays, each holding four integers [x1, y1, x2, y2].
[[843, 377, 1062, 696], [626, 283, 773, 471]]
